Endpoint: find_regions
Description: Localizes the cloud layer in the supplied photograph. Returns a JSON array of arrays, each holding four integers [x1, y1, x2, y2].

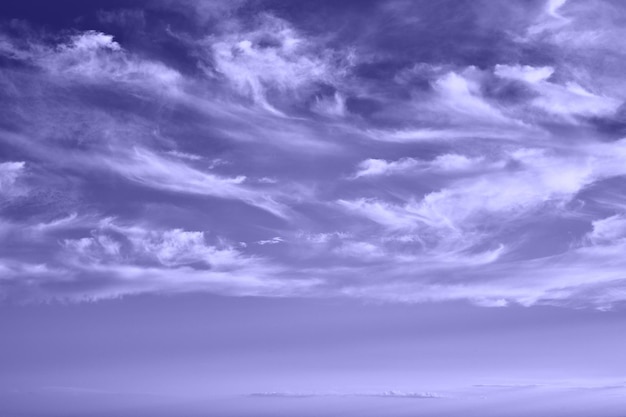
[[1, 0, 626, 308]]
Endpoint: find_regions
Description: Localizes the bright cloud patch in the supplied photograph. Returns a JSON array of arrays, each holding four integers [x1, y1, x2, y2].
[[63, 220, 248, 269], [33, 31, 181, 87], [209, 14, 339, 113], [0, 161, 26, 198]]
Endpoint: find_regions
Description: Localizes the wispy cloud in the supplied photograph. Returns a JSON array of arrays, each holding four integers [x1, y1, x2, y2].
[[353, 154, 499, 178], [2, 0, 626, 309], [208, 13, 342, 114], [0, 161, 26, 199], [0, 218, 319, 302], [107, 147, 288, 217], [248, 390, 443, 399]]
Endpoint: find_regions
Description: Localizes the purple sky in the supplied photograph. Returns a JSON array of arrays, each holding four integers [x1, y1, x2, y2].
[[1, 0, 626, 415]]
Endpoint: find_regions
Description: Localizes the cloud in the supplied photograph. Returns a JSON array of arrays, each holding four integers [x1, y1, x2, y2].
[[0, 219, 319, 302], [11, 31, 183, 89], [366, 391, 442, 399], [107, 147, 288, 218], [494, 65, 621, 115], [415, 149, 589, 224], [165, 150, 203, 161], [30, 213, 81, 232], [256, 236, 284, 246], [3, 1, 626, 309], [337, 196, 501, 263], [341, 140, 626, 267], [433, 71, 511, 124], [353, 158, 420, 178], [329, 230, 626, 308], [585, 215, 626, 246], [494, 64, 555, 84], [338, 199, 423, 231], [333, 240, 385, 259], [523, 0, 626, 101], [365, 127, 538, 142], [296, 231, 350, 244], [208, 14, 340, 113], [358, 67, 549, 144], [353, 154, 497, 178], [311, 92, 347, 117], [527, 0, 572, 35], [531, 82, 620, 118], [495, 65, 621, 119], [425, 144, 621, 226], [63, 219, 247, 270], [248, 390, 443, 399], [0, 161, 26, 198], [547, 0, 569, 18]]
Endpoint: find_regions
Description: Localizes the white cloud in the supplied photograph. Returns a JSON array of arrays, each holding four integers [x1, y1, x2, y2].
[[522, 0, 626, 100], [416, 143, 626, 228], [31, 212, 80, 231], [132, 228, 245, 268], [107, 147, 288, 217], [209, 14, 337, 112], [46, 219, 321, 301], [532, 82, 620, 118], [527, 0, 571, 35], [4, 30, 182, 90], [494, 64, 620, 119], [333, 240, 384, 259], [165, 150, 203, 161], [336, 250, 620, 308], [433, 71, 512, 124], [55, 31, 180, 87], [338, 198, 423, 231], [296, 231, 350, 244], [431, 154, 486, 171], [67, 31, 121, 52], [342, 140, 626, 263], [494, 64, 554, 84], [62, 219, 250, 270], [547, 0, 569, 18], [311, 92, 347, 117], [3, 4, 626, 310], [416, 151, 589, 224], [0, 161, 26, 198], [586, 215, 626, 245], [338, 197, 477, 258], [364, 71, 546, 142], [366, 127, 539, 142], [0, 259, 60, 281], [256, 236, 284, 245], [61, 263, 318, 302], [353, 158, 418, 178], [353, 154, 495, 178], [249, 390, 443, 399], [63, 235, 121, 260], [321, 205, 626, 309], [256, 177, 278, 184]]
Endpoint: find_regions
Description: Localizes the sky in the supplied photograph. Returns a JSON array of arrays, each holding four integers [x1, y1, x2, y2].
[[1, 0, 626, 415]]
